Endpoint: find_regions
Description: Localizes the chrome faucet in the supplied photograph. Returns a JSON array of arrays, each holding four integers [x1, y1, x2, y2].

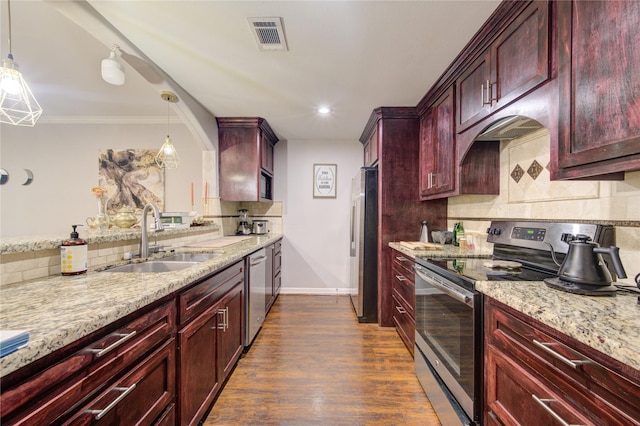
[[140, 203, 164, 258]]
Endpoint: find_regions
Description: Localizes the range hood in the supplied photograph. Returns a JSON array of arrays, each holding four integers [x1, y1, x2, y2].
[[474, 115, 544, 141]]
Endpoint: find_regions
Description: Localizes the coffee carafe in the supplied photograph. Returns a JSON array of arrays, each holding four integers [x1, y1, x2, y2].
[[558, 234, 627, 286], [236, 209, 251, 235]]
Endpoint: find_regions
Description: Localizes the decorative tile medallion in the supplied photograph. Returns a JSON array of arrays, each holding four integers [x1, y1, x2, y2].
[[511, 164, 525, 183], [527, 160, 544, 180]]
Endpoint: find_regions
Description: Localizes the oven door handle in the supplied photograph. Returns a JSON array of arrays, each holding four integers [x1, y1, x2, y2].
[[415, 267, 474, 308]]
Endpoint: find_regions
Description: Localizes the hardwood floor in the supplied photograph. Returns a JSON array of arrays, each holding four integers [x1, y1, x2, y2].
[[205, 294, 440, 425]]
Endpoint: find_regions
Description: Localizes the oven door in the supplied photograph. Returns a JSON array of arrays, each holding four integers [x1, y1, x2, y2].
[[414, 263, 482, 424]]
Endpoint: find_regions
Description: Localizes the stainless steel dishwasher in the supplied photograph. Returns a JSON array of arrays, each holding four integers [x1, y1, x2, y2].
[[245, 248, 267, 346]]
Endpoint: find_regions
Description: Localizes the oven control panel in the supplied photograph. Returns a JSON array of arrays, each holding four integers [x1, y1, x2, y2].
[[511, 226, 546, 241]]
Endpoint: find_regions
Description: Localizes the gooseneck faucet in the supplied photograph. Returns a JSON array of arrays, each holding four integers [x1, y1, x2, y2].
[[140, 203, 164, 258]]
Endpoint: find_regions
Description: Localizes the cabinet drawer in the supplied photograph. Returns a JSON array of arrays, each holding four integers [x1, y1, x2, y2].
[[179, 260, 244, 325], [486, 344, 592, 426], [391, 252, 414, 278], [391, 263, 414, 318], [487, 299, 640, 425], [65, 339, 176, 425], [392, 293, 415, 356], [2, 301, 175, 425]]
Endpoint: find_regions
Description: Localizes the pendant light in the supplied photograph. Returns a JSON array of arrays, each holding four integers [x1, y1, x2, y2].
[[0, 0, 42, 127], [155, 90, 180, 169]]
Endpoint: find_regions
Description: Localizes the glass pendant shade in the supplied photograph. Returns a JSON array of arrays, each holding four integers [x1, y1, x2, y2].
[[155, 135, 180, 169], [0, 56, 42, 127]]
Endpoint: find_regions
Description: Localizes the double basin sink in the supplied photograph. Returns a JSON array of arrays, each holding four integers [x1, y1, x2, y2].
[[103, 252, 221, 273]]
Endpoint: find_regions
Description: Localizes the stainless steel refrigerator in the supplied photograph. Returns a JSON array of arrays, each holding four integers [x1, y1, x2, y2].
[[349, 167, 378, 323]]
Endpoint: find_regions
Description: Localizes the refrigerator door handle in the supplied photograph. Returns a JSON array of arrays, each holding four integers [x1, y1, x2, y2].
[[350, 202, 356, 257]]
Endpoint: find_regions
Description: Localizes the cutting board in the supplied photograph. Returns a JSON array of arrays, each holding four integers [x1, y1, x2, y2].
[[399, 241, 444, 251], [186, 236, 252, 249]]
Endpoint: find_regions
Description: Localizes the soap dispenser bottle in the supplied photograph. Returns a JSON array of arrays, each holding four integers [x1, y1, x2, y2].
[[61, 225, 88, 275]]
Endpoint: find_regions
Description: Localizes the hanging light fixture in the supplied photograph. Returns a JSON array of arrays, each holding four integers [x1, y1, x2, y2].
[[101, 45, 125, 86], [155, 90, 180, 169], [0, 0, 42, 127]]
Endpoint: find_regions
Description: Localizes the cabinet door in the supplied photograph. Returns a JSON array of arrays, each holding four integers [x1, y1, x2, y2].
[[66, 339, 175, 426], [555, 0, 640, 178], [457, 1, 549, 133], [260, 134, 274, 174], [485, 344, 592, 426], [420, 87, 456, 199], [457, 50, 491, 132], [178, 303, 220, 426], [217, 283, 244, 384], [364, 126, 379, 166]]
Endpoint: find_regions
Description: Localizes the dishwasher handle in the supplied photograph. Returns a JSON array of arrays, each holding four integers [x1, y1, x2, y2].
[[250, 255, 268, 266]]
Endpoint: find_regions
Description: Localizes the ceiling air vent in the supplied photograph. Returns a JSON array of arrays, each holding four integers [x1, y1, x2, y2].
[[248, 17, 289, 51]]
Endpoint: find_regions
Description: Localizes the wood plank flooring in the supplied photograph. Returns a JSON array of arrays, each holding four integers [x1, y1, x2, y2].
[[204, 295, 440, 425]]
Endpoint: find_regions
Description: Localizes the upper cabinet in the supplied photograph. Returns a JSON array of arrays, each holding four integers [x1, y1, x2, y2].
[[217, 117, 279, 202], [419, 87, 456, 199], [456, 0, 550, 133], [363, 126, 379, 167], [554, 0, 640, 179]]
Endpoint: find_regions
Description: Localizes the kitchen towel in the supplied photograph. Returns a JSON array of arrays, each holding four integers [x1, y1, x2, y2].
[[0, 330, 30, 358]]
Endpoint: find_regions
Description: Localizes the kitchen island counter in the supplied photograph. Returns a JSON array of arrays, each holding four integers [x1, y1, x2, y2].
[[0, 234, 282, 378], [477, 280, 640, 373]]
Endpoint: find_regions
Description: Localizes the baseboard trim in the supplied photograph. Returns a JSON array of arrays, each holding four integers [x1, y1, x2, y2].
[[280, 288, 351, 296]]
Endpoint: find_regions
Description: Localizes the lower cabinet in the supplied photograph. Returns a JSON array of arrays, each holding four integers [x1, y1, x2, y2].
[[65, 339, 176, 425], [390, 249, 415, 356], [485, 297, 640, 426], [0, 301, 176, 425], [266, 239, 282, 312], [177, 260, 245, 426]]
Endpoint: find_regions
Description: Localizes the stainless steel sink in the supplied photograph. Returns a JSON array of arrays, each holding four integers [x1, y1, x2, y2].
[[104, 261, 198, 273], [161, 253, 221, 262]]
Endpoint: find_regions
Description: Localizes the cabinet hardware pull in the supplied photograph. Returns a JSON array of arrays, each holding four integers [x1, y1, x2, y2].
[[395, 274, 407, 282], [395, 256, 409, 262], [395, 305, 406, 314], [86, 384, 137, 420], [481, 80, 496, 106], [532, 339, 589, 369], [88, 331, 137, 358], [531, 394, 585, 426]]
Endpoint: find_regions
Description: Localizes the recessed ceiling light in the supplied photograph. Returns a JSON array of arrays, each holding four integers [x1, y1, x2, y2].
[[317, 106, 332, 114]]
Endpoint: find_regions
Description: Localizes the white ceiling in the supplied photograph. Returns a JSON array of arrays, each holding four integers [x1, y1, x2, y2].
[[2, 0, 501, 141]]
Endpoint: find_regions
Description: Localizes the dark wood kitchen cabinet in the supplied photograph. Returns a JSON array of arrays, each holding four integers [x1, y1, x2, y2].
[[485, 297, 640, 426], [217, 117, 279, 201], [554, 0, 640, 180], [363, 125, 379, 166], [456, 0, 550, 133], [177, 260, 244, 426], [0, 301, 176, 425], [265, 238, 282, 312], [419, 86, 456, 199], [390, 249, 415, 356], [360, 107, 447, 327]]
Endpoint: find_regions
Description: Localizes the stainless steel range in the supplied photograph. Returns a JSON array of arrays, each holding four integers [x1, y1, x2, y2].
[[413, 220, 615, 425]]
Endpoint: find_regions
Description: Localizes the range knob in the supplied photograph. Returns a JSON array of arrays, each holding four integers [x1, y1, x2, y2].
[[487, 227, 502, 236]]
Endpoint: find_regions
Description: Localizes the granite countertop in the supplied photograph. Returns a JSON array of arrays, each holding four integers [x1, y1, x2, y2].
[[0, 233, 282, 378], [476, 280, 640, 372], [388, 242, 493, 259], [389, 241, 640, 373]]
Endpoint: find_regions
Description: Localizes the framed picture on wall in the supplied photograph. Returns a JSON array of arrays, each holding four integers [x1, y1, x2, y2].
[[313, 164, 337, 198]]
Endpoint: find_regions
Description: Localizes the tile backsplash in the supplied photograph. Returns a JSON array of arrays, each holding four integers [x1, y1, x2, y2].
[[448, 129, 640, 285]]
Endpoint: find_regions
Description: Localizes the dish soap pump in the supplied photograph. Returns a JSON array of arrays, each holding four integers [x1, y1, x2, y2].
[[61, 225, 88, 275]]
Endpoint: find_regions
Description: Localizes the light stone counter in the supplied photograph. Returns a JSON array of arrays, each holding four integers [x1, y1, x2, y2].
[[389, 241, 640, 373], [0, 233, 282, 378], [388, 242, 492, 260], [476, 280, 640, 372]]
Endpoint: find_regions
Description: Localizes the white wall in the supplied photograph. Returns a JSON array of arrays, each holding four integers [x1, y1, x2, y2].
[[274, 139, 363, 294], [0, 122, 204, 238]]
